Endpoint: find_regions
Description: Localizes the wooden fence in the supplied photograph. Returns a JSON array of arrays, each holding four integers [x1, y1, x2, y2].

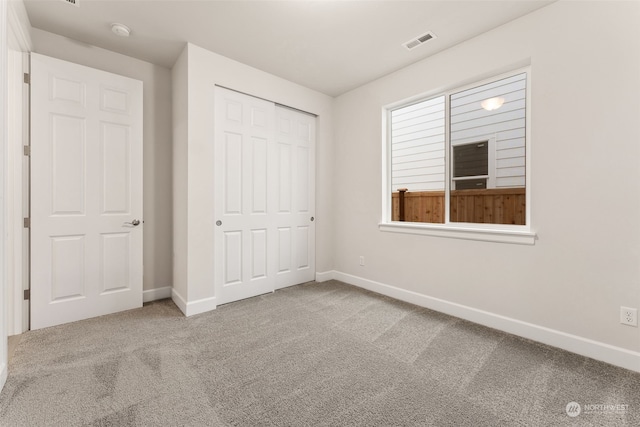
[[392, 188, 525, 225]]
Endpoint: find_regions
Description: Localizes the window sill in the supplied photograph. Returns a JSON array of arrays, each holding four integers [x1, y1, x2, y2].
[[379, 222, 536, 245]]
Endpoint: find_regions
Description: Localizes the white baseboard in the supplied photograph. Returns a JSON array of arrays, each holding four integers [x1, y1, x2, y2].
[[171, 288, 217, 317], [143, 286, 172, 303], [329, 270, 640, 373], [315, 271, 336, 282], [0, 362, 7, 392], [170, 288, 188, 314]]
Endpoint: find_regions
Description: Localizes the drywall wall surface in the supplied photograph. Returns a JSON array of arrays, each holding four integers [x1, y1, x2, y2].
[[184, 43, 334, 303], [31, 29, 174, 293], [171, 45, 188, 301], [7, 0, 32, 51], [332, 0, 640, 352]]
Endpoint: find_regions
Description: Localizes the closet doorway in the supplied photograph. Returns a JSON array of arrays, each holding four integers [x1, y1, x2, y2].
[[214, 87, 316, 305]]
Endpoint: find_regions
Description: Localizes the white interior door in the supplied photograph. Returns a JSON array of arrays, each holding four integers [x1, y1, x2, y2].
[[274, 106, 316, 289], [214, 88, 277, 305], [30, 53, 143, 330], [214, 88, 316, 305]]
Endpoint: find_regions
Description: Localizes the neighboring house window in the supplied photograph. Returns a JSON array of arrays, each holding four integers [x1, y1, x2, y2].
[[389, 70, 528, 227], [452, 141, 489, 189]]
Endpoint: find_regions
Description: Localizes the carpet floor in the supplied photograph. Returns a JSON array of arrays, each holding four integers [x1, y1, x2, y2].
[[1, 280, 639, 426]]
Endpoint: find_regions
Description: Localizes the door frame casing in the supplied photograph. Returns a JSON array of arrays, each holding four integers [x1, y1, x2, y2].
[[6, 0, 32, 336], [1, 0, 9, 392]]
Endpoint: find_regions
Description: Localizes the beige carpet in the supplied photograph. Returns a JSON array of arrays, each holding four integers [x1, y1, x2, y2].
[[1, 280, 639, 426]]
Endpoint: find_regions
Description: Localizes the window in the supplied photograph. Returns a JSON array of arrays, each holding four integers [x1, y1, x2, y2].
[[385, 70, 532, 242]]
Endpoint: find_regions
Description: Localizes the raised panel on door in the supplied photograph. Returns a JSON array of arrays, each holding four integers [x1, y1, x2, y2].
[[277, 227, 292, 274], [277, 142, 292, 213], [250, 137, 268, 214], [250, 106, 269, 129], [296, 226, 310, 270], [224, 132, 243, 215], [101, 122, 131, 214], [50, 75, 85, 106], [51, 114, 85, 215], [295, 146, 310, 213], [223, 231, 243, 286], [100, 233, 130, 294], [100, 86, 130, 114], [50, 235, 85, 302], [31, 53, 143, 330], [251, 229, 267, 280]]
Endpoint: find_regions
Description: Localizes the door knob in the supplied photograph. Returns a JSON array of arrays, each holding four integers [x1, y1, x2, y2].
[[216, 220, 222, 226], [310, 217, 315, 222], [125, 219, 141, 226]]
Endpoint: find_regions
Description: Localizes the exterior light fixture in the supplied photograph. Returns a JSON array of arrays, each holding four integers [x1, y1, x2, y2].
[[481, 97, 505, 111], [111, 23, 131, 37]]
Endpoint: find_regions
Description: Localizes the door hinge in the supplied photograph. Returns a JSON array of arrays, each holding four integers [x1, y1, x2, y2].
[[23, 146, 30, 156], [23, 73, 30, 84], [24, 289, 30, 300], [23, 217, 30, 228]]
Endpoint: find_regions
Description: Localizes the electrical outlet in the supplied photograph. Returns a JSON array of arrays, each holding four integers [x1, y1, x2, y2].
[[359, 256, 365, 266], [620, 306, 638, 327]]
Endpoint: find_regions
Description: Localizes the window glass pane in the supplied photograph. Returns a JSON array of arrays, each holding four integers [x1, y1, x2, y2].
[[449, 73, 526, 225], [390, 96, 445, 223]]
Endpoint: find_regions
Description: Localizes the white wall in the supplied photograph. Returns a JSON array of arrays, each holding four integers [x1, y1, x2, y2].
[[331, 1, 640, 370], [172, 43, 333, 314], [31, 29, 173, 296]]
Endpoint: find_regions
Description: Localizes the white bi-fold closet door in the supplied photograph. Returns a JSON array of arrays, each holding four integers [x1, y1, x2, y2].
[[214, 87, 316, 305], [30, 54, 143, 330]]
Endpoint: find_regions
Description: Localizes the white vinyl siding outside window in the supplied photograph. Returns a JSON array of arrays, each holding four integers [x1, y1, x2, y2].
[[450, 73, 526, 189], [390, 96, 445, 192]]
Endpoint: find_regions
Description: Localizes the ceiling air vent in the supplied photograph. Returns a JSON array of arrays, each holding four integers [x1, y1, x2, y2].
[[403, 31, 436, 51], [60, 0, 79, 7]]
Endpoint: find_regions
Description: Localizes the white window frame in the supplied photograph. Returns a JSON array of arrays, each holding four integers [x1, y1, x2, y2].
[[380, 67, 535, 245]]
